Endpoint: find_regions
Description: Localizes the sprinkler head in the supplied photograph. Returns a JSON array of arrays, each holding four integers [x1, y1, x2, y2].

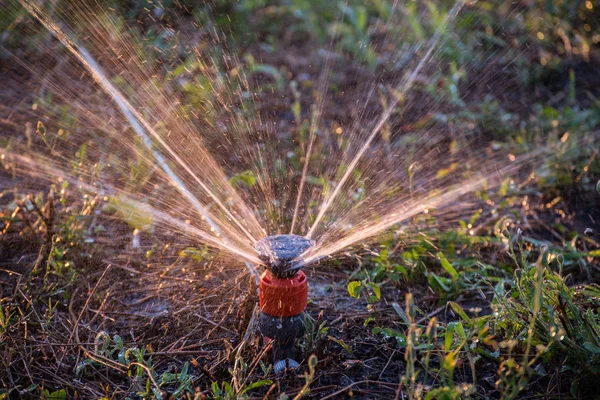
[[255, 234, 315, 278], [256, 234, 314, 374]]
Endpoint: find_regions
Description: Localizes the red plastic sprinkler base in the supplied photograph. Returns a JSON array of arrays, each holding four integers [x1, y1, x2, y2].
[[259, 270, 308, 317], [259, 269, 308, 373]]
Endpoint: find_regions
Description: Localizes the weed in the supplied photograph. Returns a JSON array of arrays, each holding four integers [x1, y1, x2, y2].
[[493, 234, 600, 398], [299, 311, 329, 359], [77, 333, 197, 399]]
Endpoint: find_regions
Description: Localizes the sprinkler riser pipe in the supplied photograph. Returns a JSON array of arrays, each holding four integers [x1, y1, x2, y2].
[[259, 313, 305, 370]]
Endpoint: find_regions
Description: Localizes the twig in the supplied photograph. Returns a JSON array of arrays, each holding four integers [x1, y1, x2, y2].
[[56, 263, 111, 372], [235, 343, 271, 396], [262, 383, 277, 400], [320, 380, 397, 400], [79, 348, 127, 372], [205, 297, 235, 340], [16, 287, 58, 362], [106, 260, 141, 275], [530, 216, 564, 242], [193, 313, 235, 333], [416, 306, 445, 325], [85, 290, 112, 326], [146, 350, 212, 356], [378, 349, 396, 379], [575, 148, 598, 183]]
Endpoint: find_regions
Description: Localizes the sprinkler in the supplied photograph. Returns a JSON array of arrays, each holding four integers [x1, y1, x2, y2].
[[256, 234, 314, 373]]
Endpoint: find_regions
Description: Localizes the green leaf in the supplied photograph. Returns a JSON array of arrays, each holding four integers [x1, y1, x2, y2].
[[36, 121, 46, 137], [239, 379, 273, 395], [181, 246, 209, 262], [42, 389, 66, 400], [75, 359, 95, 377], [454, 322, 466, 340], [211, 382, 220, 396], [445, 323, 455, 350], [110, 196, 153, 230], [391, 302, 409, 324], [368, 282, 381, 300], [589, 249, 600, 257], [291, 100, 301, 121], [224, 382, 234, 397], [447, 301, 472, 326], [328, 336, 354, 357], [438, 252, 458, 280], [376, 327, 407, 346], [347, 281, 362, 298], [583, 342, 600, 354], [363, 317, 375, 326], [179, 362, 189, 382], [443, 352, 457, 372], [306, 175, 326, 186], [499, 177, 510, 196], [428, 273, 450, 292], [355, 6, 367, 31], [230, 170, 257, 189], [435, 162, 458, 179]]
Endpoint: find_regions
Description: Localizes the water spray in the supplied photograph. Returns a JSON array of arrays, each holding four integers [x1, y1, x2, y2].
[[255, 234, 314, 373]]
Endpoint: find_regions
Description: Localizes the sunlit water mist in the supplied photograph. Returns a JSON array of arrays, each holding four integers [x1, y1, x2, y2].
[[1, 148, 264, 262], [1, 0, 575, 273]]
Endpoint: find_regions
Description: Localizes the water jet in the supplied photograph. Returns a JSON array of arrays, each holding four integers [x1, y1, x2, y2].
[[256, 234, 314, 373]]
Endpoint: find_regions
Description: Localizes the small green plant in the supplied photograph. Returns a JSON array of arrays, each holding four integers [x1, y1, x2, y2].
[[76, 333, 196, 399], [211, 377, 273, 400], [41, 389, 66, 400], [230, 170, 258, 189], [346, 247, 408, 303], [0, 302, 15, 342], [394, 293, 478, 400], [43, 235, 76, 285], [300, 311, 329, 358], [292, 354, 318, 400], [347, 279, 381, 303], [424, 252, 465, 301], [329, 4, 377, 68], [492, 234, 600, 398]]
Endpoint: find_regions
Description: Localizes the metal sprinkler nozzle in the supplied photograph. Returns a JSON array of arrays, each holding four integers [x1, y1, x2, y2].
[[256, 234, 314, 373], [256, 234, 315, 278]]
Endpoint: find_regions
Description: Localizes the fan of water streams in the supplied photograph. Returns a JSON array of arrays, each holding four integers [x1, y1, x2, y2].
[[0, 0, 572, 276]]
